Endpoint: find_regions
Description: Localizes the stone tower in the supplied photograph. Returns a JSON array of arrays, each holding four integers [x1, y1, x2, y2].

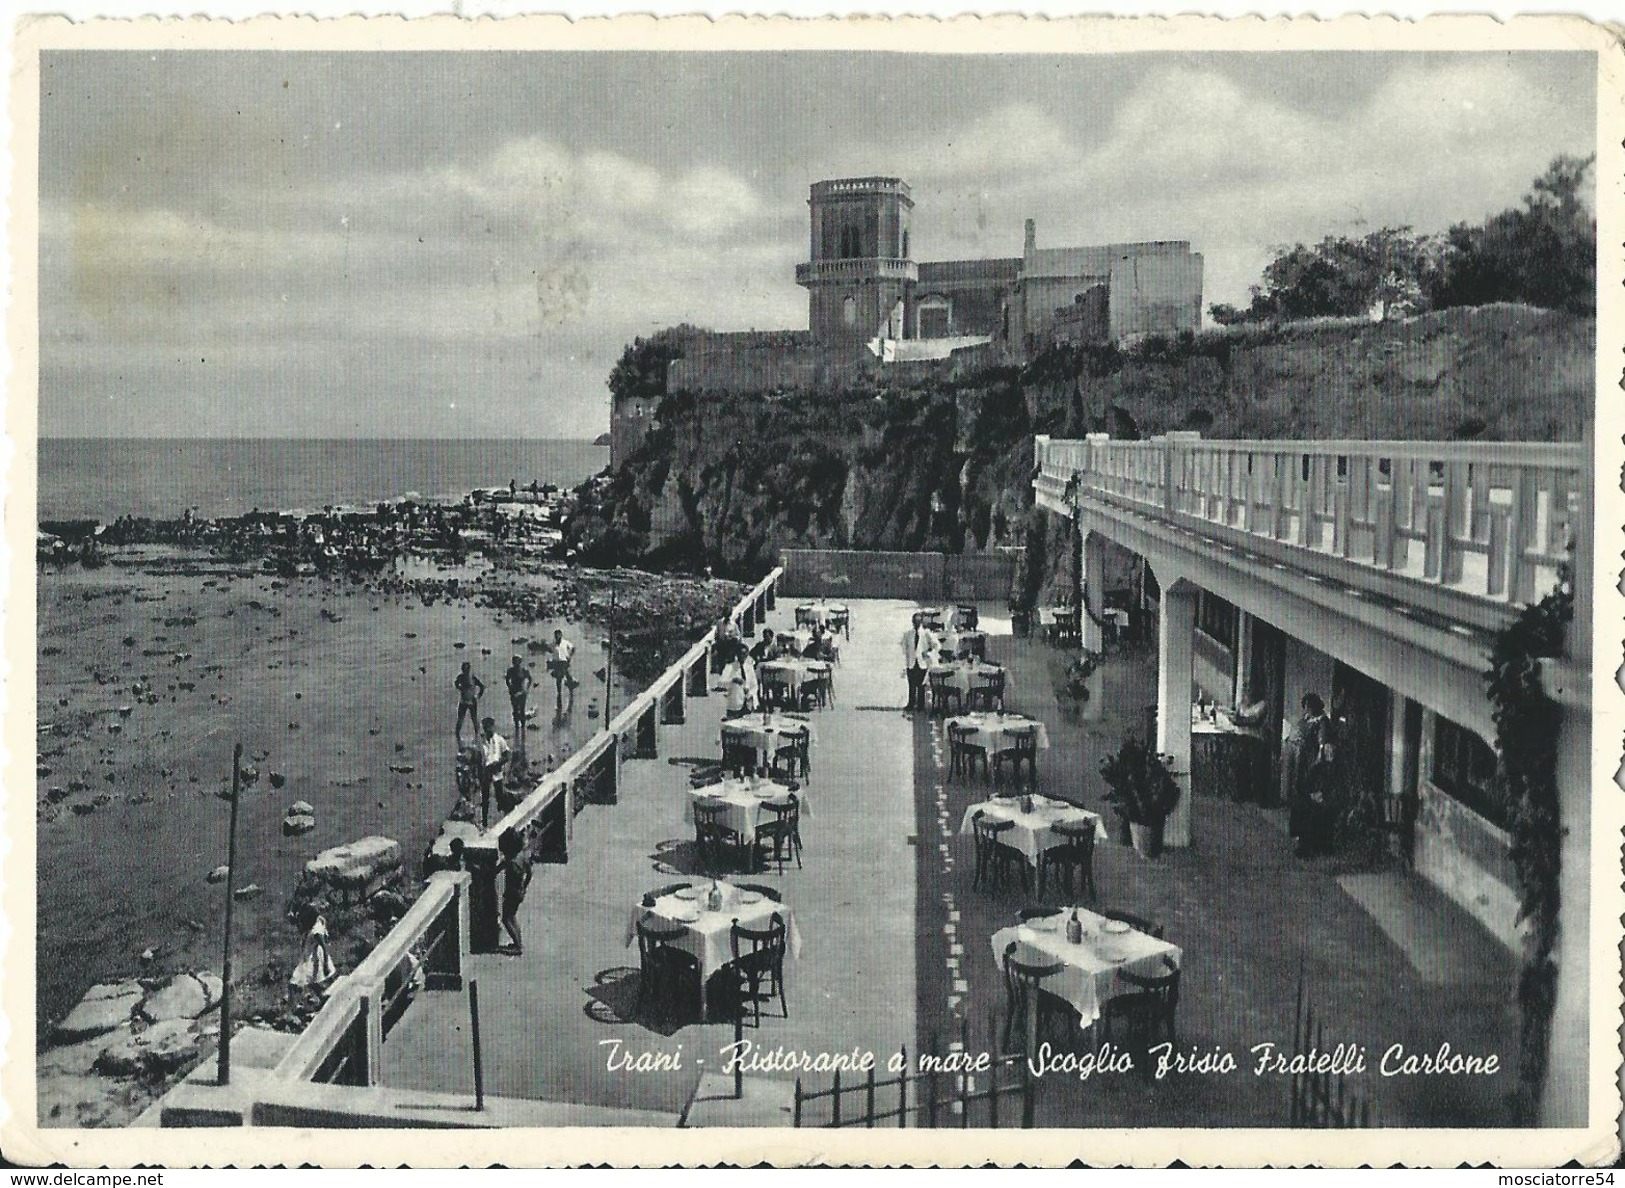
[[795, 178, 917, 352]]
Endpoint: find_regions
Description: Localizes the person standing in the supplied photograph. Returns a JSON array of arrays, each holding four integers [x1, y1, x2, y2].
[[900, 612, 940, 712], [496, 827, 532, 956], [546, 629, 577, 712], [504, 655, 533, 736], [478, 716, 512, 828], [1284, 693, 1330, 857], [454, 661, 485, 744]]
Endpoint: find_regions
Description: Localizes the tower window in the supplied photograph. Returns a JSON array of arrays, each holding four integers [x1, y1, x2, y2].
[[842, 296, 857, 326], [839, 223, 862, 259], [901, 229, 909, 259]]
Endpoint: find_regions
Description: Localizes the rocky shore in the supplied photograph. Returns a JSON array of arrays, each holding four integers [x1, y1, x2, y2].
[[36, 490, 746, 1126]]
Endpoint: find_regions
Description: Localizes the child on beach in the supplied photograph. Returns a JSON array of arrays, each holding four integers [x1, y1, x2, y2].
[[497, 827, 532, 956]]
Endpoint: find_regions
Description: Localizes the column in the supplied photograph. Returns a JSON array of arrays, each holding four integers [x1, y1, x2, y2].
[[424, 871, 471, 990], [1081, 531, 1106, 654], [1232, 611, 1255, 709], [1156, 579, 1196, 848], [636, 702, 659, 757], [462, 841, 501, 953]]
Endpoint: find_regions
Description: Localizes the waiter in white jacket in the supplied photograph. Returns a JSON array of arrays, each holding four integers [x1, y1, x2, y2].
[[900, 611, 941, 712]]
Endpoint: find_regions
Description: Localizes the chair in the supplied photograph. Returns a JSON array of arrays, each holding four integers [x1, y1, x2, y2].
[[635, 918, 702, 1021], [771, 730, 810, 783], [927, 669, 962, 717], [759, 671, 795, 710], [828, 609, 851, 640], [689, 764, 724, 789], [947, 721, 988, 783], [729, 914, 788, 1026], [1016, 905, 1062, 922], [956, 603, 979, 631], [1001, 941, 1068, 1051], [965, 669, 1006, 712], [960, 633, 987, 661], [1038, 821, 1098, 901], [1377, 794, 1415, 868], [1099, 960, 1181, 1068], [734, 882, 783, 901], [753, 795, 803, 874], [694, 800, 746, 874], [795, 606, 818, 628], [991, 725, 1038, 789], [641, 881, 694, 907], [721, 735, 759, 777], [1099, 907, 1165, 940], [800, 669, 834, 710], [971, 811, 1029, 894]]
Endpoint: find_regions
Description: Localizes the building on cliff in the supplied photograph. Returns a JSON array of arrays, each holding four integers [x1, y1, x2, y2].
[[610, 176, 1204, 465]]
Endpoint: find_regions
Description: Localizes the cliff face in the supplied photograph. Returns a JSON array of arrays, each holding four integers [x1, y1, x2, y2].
[[568, 303, 1591, 581]]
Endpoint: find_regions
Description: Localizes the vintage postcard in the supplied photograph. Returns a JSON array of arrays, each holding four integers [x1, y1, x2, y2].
[[3, 11, 1622, 1169]]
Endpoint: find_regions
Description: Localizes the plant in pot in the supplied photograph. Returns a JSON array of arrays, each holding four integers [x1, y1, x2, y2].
[[1099, 732, 1181, 858]]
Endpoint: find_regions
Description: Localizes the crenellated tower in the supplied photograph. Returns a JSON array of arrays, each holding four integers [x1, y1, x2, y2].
[[795, 177, 917, 352]]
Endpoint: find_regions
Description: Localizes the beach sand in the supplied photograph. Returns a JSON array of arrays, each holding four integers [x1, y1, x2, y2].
[[35, 551, 638, 1058]]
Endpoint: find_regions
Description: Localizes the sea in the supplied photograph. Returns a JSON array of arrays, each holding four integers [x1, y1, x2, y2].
[[37, 438, 609, 523]]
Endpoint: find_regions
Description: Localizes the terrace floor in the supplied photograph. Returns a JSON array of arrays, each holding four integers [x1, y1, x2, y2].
[[379, 597, 1521, 1128]]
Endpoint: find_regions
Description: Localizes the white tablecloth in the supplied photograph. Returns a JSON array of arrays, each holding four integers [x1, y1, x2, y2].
[[685, 776, 811, 838], [946, 712, 1050, 753], [928, 660, 1004, 698], [721, 713, 815, 766], [626, 880, 803, 978], [758, 657, 832, 700], [989, 909, 1181, 1026], [795, 602, 849, 629], [958, 796, 1107, 864]]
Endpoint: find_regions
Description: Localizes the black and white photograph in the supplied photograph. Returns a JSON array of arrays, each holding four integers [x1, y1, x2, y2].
[[6, 13, 1621, 1168]]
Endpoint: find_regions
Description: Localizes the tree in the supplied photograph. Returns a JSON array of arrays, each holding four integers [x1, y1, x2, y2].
[[1429, 154, 1596, 313], [606, 324, 704, 406], [1222, 228, 1436, 324]]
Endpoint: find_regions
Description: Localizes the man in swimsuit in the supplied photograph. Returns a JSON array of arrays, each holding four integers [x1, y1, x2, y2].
[[547, 629, 576, 712], [454, 661, 484, 744], [504, 655, 533, 737], [496, 827, 532, 955]]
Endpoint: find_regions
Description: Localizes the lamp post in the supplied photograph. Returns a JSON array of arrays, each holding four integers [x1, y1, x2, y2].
[[217, 741, 243, 1086]]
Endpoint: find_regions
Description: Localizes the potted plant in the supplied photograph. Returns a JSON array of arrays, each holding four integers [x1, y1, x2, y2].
[[1099, 733, 1182, 858]]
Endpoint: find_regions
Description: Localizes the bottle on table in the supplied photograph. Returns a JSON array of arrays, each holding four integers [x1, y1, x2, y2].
[[1066, 908, 1083, 945]]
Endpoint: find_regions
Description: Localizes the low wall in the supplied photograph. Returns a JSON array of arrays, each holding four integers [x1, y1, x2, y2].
[[779, 548, 1020, 602], [1414, 779, 1521, 953]]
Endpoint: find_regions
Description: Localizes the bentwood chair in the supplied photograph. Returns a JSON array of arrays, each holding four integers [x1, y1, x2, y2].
[[1038, 820, 1098, 901], [729, 913, 789, 1026], [1099, 959, 1181, 1073], [965, 669, 1006, 713], [927, 669, 962, 717], [771, 730, 811, 783], [991, 725, 1038, 790], [972, 811, 1029, 894], [1098, 907, 1165, 940], [733, 882, 783, 901], [753, 794, 803, 874], [947, 720, 989, 783], [694, 800, 746, 874], [1001, 941, 1068, 1052], [636, 918, 702, 1022]]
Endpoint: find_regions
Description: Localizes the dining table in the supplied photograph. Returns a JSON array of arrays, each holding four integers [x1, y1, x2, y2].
[[758, 657, 833, 705], [928, 658, 1005, 700], [626, 879, 804, 1018], [945, 711, 1050, 754], [795, 601, 850, 634], [1191, 707, 1272, 805], [721, 711, 816, 768], [989, 907, 1182, 1033], [958, 794, 1107, 865], [686, 774, 812, 845]]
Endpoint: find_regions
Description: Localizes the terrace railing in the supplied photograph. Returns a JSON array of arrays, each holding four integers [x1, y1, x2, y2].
[[251, 569, 783, 1112], [1034, 433, 1583, 627]]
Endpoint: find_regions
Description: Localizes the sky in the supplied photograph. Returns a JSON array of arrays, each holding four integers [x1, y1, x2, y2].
[[37, 50, 1597, 439]]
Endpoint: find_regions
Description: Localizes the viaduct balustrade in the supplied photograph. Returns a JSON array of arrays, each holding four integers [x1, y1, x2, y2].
[[1035, 433, 1582, 624], [243, 569, 783, 1114]]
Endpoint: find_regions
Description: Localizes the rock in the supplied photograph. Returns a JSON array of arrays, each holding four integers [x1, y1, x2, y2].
[[206, 865, 230, 884], [268, 772, 286, 788], [55, 982, 142, 1042], [139, 947, 155, 964], [306, 836, 401, 890], [39, 1028, 127, 1076], [96, 1018, 200, 1077], [288, 800, 314, 816], [195, 971, 224, 1008], [140, 974, 209, 1022], [282, 813, 316, 836], [233, 883, 263, 901], [388, 763, 415, 774]]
